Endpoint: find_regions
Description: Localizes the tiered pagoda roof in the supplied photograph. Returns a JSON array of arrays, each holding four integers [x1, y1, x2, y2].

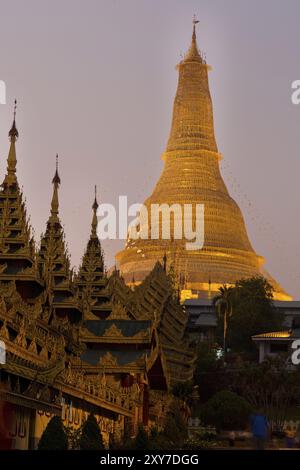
[[37, 156, 81, 323], [0, 108, 138, 428], [75, 188, 107, 320], [0, 103, 43, 299], [133, 261, 195, 385]]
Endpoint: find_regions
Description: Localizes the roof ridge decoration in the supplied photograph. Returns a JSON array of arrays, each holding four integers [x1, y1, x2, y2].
[[97, 351, 119, 367], [102, 323, 124, 338]]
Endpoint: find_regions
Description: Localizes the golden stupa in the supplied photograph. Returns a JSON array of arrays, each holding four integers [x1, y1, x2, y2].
[[116, 22, 291, 301]]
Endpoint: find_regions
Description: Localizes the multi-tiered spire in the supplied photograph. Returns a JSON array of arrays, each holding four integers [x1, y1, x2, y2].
[[184, 16, 202, 63], [76, 187, 107, 319], [117, 21, 291, 301], [38, 156, 81, 321], [0, 102, 42, 297], [3, 100, 19, 187]]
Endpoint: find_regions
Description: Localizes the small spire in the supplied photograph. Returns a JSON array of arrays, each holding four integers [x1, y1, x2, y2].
[[52, 154, 61, 185], [8, 99, 19, 142], [91, 185, 98, 238], [184, 16, 202, 63], [92, 185, 98, 211], [3, 100, 19, 186], [50, 154, 60, 218], [192, 14, 199, 38]]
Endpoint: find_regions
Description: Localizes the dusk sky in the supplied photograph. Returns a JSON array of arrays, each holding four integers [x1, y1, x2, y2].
[[0, 0, 299, 298]]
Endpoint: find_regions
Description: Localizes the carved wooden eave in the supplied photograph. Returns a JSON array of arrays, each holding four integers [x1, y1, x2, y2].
[[56, 379, 135, 417], [57, 360, 138, 415], [0, 390, 62, 415], [1, 353, 137, 417], [1, 351, 65, 385], [75, 351, 147, 375], [52, 299, 81, 311], [145, 345, 170, 390], [81, 322, 150, 344], [82, 362, 146, 375]]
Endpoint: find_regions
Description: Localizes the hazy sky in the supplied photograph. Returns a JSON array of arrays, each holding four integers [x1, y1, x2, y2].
[[0, 0, 299, 298]]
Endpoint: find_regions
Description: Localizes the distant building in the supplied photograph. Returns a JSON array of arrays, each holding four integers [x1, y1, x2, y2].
[[252, 327, 300, 364], [185, 299, 300, 346]]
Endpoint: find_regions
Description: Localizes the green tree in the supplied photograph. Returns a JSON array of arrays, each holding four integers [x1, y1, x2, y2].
[[134, 424, 149, 450], [79, 414, 104, 450], [38, 415, 68, 450], [200, 390, 252, 431], [213, 285, 233, 363], [172, 381, 193, 401], [215, 277, 283, 354], [234, 357, 300, 432], [162, 401, 188, 448], [193, 342, 229, 402]]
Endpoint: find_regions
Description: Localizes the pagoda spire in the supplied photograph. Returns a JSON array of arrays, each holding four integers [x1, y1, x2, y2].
[[116, 22, 291, 301], [0, 102, 43, 295], [184, 16, 202, 63], [75, 187, 105, 319], [50, 154, 61, 221], [91, 185, 98, 239], [3, 100, 19, 187]]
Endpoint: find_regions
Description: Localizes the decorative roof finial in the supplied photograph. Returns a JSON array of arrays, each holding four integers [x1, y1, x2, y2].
[[52, 154, 61, 185], [3, 100, 19, 186], [192, 14, 199, 36], [92, 185, 98, 211], [91, 185, 99, 238], [8, 99, 19, 141], [184, 15, 201, 62], [51, 154, 60, 217]]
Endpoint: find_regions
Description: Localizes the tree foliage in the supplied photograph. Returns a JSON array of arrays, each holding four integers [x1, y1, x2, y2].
[[215, 276, 283, 353], [234, 357, 300, 431], [162, 401, 188, 448], [79, 414, 104, 450], [172, 381, 193, 401], [134, 424, 149, 450], [38, 415, 68, 450], [200, 390, 252, 431]]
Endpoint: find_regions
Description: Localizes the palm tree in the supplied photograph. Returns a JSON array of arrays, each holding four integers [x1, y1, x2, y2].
[[213, 285, 233, 365]]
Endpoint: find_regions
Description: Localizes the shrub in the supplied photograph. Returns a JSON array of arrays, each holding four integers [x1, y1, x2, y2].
[[38, 415, 68, 450], [134, 424, 149, 450], [79, 414, 104, 450], [200, 390, 252, 431]]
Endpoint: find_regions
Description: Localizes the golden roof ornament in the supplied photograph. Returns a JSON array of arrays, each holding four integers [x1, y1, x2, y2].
[[50, 154, 60, 219], [184, 16, 202, 63], [4, 100, 19, 187], [91, 185, 99, 238], [8, 99, 19, 141]]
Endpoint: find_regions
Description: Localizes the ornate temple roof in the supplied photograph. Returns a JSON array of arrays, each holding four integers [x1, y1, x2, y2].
[[37, 156, 81, 321], [83, 319, 151, 338], [0, 102, 43, 298]]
